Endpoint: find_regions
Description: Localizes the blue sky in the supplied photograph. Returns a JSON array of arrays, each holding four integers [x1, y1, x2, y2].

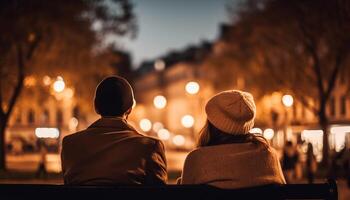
[[117, 0, 233, 66]]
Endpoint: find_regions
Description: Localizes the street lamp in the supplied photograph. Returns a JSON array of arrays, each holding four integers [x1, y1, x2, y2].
[[282, 94, 294, 143], [282, 94, 294, 107], [53, 76, 65, 93], [185, 81, 200, 95], [153, 95, 167, 109]]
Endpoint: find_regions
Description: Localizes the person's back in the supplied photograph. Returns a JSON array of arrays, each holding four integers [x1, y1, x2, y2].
[[61, 76, 167, 185], [180, 90, 285, 189], [181, 137, 285, 188]]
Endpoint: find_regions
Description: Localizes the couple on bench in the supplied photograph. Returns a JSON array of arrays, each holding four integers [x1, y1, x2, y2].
[[61, 76, 286, 188]]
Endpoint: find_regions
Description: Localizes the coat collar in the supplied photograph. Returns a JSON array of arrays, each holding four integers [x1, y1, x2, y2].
[[88, 117, 136, 131]]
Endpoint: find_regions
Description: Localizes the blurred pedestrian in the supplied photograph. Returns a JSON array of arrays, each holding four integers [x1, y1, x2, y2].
[[306, 143, 317, 183], [282, 141, 300, 183], [61, 76, 167, 185], [179, 90, 286, 188], [36, 141, 48, 179]]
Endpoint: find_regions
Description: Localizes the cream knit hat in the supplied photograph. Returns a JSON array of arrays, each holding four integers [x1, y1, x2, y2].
[[205, 90, 256, 134]]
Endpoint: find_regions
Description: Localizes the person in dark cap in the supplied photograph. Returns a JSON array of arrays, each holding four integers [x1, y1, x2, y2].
[[61, 76, 167, 185]]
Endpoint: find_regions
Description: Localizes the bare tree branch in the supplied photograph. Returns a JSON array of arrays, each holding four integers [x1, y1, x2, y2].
[[5, 44, 25, 119]]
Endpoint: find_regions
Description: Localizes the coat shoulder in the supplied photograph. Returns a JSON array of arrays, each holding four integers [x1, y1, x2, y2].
[[132, 135, 165, 150]]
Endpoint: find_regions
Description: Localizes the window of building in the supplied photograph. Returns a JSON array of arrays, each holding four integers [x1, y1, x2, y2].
[[340, 95, 347, 116], [28, 109, 35, 124], [42, 109, 50, 124], [15, 112, 22, 124], [330, 97, 336, 117]]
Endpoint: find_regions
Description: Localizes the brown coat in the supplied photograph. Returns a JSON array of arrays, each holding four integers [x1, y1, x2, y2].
[[61, 117, 167, 185], [181, 141, 285, 189]]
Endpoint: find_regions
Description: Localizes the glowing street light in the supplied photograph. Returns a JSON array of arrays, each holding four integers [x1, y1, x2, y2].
[[181, 114, 194, 128], [282, 94, 294, 107], [185, 81, 200, 95], [53, 76, 65, 93], [172, 135, 185, 146], [263, 128, 275, 140], [157, 128, 170, 141], [139, 118, 152, 132], [153, 95, 167, 109]]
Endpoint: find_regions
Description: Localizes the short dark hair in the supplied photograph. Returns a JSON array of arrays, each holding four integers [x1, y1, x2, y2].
[[94, 76, 134, 117]]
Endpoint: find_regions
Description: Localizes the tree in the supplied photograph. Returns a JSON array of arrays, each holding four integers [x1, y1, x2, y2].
[[0, 0, 136, 170], [217, 0, 350, 167]]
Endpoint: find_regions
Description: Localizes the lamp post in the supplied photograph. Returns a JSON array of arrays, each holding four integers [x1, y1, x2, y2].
[[282, 94, 294, 143], [153, 95, 167, 131], [185, 81, 200, 143]]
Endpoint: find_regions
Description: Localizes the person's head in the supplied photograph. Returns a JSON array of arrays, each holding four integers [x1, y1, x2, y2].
[[94, 76, 135, 118], [197, 90, 265, 147]]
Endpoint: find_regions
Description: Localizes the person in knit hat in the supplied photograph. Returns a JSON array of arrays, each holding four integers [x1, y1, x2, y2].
[[61, 76, 167, 185], [180, 90, 285, 188]]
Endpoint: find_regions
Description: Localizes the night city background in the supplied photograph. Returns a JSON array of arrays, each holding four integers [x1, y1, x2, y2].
[[0, 0, 349, 199]]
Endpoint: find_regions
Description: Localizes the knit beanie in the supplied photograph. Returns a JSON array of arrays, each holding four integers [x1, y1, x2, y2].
[[94, 76, 135, 116], [205, 90, 256, 134]]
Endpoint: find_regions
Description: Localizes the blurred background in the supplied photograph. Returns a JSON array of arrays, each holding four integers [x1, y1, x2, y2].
[[0, 0, 349, 198]]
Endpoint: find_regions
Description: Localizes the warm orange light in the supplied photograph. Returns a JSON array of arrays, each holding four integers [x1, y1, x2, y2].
[[263, 128, 274, 140], [185, 81, 200, 94], [53, 76, 65, 93], [35, 128, 59, 138], [153, 95, 167, 109], [181, 115, 194, 128], [173, 135, 185, 146], [139, 118, 152, 132], [157, 128, 170, 140], [282, 94, 294, 107]]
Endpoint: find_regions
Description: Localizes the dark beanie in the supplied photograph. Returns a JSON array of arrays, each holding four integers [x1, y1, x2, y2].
[[94, 76, 135, 116]]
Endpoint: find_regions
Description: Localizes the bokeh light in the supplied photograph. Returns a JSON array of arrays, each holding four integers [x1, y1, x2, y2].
[[139, 118, 152, 132], [153, 122, 164, 132], [53, 76, 65, 93], [282, 94, 294, 107], [263, 128, 275, 140], [172, 135, 185, 146], [185, 81, 200, 94], [157, 128, 170, 140], [153, 95, 167, 109], [181, 114, 194, 128]]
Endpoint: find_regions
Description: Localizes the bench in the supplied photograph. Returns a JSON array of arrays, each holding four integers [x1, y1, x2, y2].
[[0, 179, 338, 200]]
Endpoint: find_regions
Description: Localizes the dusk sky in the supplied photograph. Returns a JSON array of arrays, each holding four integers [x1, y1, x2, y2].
[[117, 0, 233, 67]]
